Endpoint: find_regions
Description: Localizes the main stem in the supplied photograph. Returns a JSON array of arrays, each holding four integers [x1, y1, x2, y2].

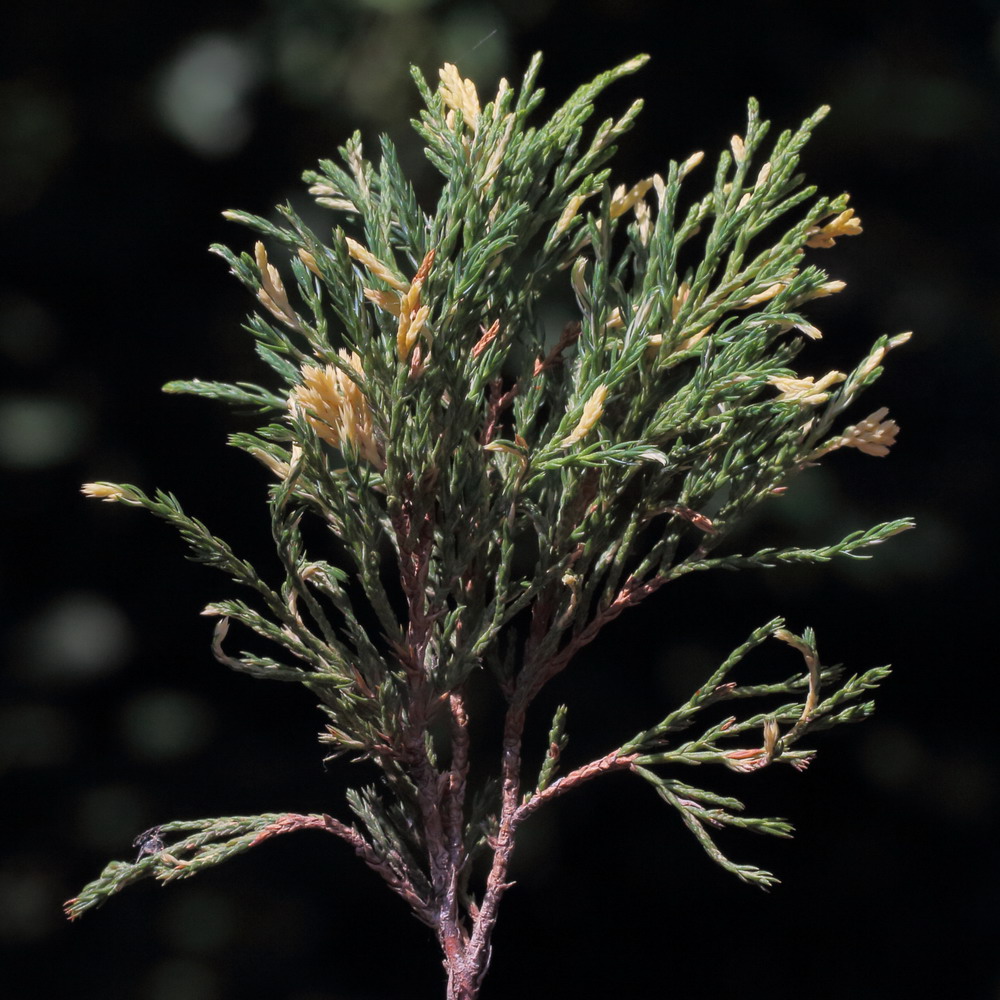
[[423, 588, 659, 997], [394, 490, 653, 996], [435, 694, 522, 1000], [433, 688, 636, 999]]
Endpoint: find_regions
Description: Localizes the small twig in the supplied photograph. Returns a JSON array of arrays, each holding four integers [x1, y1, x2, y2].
[[253, 813, 438, 925], [774, 628, 822, 744], [533, 321, 581, 376], [514, 751, 638, 828], [482, 378, 519, 446]]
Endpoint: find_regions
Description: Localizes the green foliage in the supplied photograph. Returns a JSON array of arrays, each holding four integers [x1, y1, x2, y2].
[[74, 54, 912, 998]]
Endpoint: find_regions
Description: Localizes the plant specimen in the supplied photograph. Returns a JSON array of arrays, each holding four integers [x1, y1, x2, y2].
[[67, 54, 912, 1000]]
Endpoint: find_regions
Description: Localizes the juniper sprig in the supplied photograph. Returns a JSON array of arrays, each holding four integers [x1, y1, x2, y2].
[[72, 53, 912, 1000]]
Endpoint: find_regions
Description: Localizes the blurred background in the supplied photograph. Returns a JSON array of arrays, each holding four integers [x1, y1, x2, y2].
[[2, 0, 996, 997]]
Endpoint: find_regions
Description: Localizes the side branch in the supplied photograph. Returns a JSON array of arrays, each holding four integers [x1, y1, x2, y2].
[[314, 813, 439, 925], [521, 572, 667, 704], [514, 750, 638, 828], [463, 699, 526, 982], [65, 811, 436, 927], [253, 813, 435, 921], [457, 575, 669, 975]]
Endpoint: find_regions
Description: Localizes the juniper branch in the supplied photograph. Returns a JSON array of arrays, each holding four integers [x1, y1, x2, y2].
[[75, 53, 912, 1000]]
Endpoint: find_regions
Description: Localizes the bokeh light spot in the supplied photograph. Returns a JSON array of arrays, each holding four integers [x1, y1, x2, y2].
[[120, 689, 213, 762], [16, 591, 132, 684], [155, 33, 260, 157], [0, 395, 88, 469]]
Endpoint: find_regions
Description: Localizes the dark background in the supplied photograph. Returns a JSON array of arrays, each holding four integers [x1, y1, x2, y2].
[[2, 1, 996, 997]]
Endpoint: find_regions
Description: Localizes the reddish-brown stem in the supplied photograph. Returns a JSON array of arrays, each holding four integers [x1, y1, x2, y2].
[[482, 377, 519, 446], [440, 573, 672, 996], [438, 691, 473, 989], [444, 741, 639, 996], [513, 750, 638, 828], [454, 697, 526, 998], [520, 572, 668, 708], [389, 482, 484, 992], [389, 486, 454, 901], [445, 691, 471, 873], [389, 504, 671, 994], [533, 320, 581, 376], [252, 813, 437, 926]]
